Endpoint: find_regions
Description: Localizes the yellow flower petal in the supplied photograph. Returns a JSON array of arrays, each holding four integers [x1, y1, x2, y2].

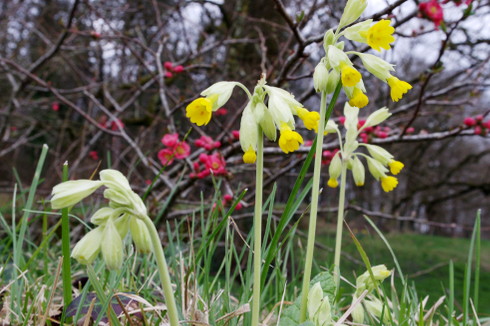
[[380, 176, 398, 192], [348, 88, 369, 108], [327, 178, 339, 188], [387, 76, 412, 102], [186, 98, 213, 126], [297, 108, 321, 132], [278, 126, 304, 154], [361, 19, 395, 52], [243, 147, 257, 164], [388, 160, 404, 175], [341, 64, 362, 87]]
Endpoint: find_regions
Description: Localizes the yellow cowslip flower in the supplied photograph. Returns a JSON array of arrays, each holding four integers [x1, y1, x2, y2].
[[243, 146, 257, 164], [327, 178, 339, 188], [297, 107, 320, 132], [340, 63, 362, 87], [185, 97, 215, 126], [278, 124, 303, 154], [380, 175, 398, 192], [360, 19, 395, 52], [386, 75, 412, 102], [388, 160, 404, 175], [348, 88, 369, 108]]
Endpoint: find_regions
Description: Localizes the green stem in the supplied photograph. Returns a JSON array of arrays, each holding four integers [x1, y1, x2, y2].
[[333, 163, 347, 291], [142, 216, 179, 326], [251, 127, 264, 326], [299, 91, 328, 322], [61, 163, 73, 311]]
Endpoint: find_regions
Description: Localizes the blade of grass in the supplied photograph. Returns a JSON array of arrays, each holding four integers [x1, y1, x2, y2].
[[87, 265, 120, 326], [61, 162, 73, 309], [473, 209, 481, 317], [448, 259, 454, 326], [364, 216, 405, 284], [463, 211, 479, 325]]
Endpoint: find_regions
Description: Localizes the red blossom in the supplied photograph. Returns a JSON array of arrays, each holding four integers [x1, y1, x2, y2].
[[164, 71, 173, 78], [158, 148, 175, 166], [474, 126, 482, 135], [173, 141, 191, 159], [173, 65, 185, 73], [163, 61, 173, 70], [419, 0, 444, 28], [215, 108, 228, 116], [231, 130, 240, 140], [195, 135, 221, 150], [406, 127, 415, 134], [51, 102, 60, 111], [89, 151, 99, 160], [161, 133, 180, 147], [464, 117, 476, 127]]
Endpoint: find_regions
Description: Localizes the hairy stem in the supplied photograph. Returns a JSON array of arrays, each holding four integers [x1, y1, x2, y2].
[[251, 127, 264, 326], [142, 216, 179, 326]]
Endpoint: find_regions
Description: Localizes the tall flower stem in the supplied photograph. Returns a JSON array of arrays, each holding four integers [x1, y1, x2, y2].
[[299, 91, 328, 322], [251, 127, 264, 326], [141, 215, 179, 326], [333, 163, 347, 291]]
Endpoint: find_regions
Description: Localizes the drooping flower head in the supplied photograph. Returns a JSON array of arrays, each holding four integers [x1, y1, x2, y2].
[[325, 103, 404, 192], [51, 169, 154, 270], [186, 82, 238, 126]]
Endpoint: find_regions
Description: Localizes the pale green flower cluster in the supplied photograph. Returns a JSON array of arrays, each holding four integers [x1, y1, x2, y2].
[[313, 0, 412, 105], [307, 282, 348, 326], [187, 76, 322, 162], [326, 103, 404, 192], [351, 265, 392, 324], [51, 169, 152, 270]]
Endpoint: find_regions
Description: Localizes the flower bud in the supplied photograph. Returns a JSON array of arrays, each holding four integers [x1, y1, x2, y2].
[[255, 102, 276, 141], [356, 264, 392, 294], [101, 218, 124, 270], [342, 20, 373, 42], [338, 0, 368, 29], [239, 102, 259, 153], [329, 152, 342, 180], [364, 144, 394, 165], [366, 156, 388, 180], [313, 61, 329, 93], [323, 29, 336, 51], [71, 227, 103, 265], [100, 169, 131, 191], [351, 156, 365, 186], [51, 180, 103, 209], [129, 217, 153, 254], [90, 207, 115, 225], [201, 81, 238, 110], [355, 53, 394, 81], [327, 46, 350, 69], [325, 69, 340, 94], [363, 107, 391, 128], [351, 295, 365, 324]]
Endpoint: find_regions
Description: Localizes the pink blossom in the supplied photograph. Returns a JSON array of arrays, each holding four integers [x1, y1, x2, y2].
[[215, 108, 228, 116], [339, 116, 346, 125], [406, 127, 415, 134], [195, 135, 221, 150], [163, 61, 173, 70], [223, 194, 233, 202], [464, 117, 476, 127], [304, 140, 313, 147], [158, 148, 175, 166], [110, 119, 124, 131], [199, 153, 227, 176], [419, 0, 444, 29], [89, 151, 99, 160], [164, 71, 173, 78], [475, 114, 483, 122], [357, 120, 366, 129], [234, 202, 243, 210], [375, 131, 389, 139], [474, 126, 482, 135], [173, 141, 191, 159], [51, 102, 60, 111], [161, 133, 180, 148], [483, 120, 490, 129], [231, 130, 240, 140], [173, 65, 184, 73], [360, 133, 369, 143], [145, 179, 152, 185]]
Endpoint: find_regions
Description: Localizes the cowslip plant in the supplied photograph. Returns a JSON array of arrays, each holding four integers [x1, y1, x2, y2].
[[300, 0, 412, 321], [185, 74, 318, 326], [51, 169, 179, 326]]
